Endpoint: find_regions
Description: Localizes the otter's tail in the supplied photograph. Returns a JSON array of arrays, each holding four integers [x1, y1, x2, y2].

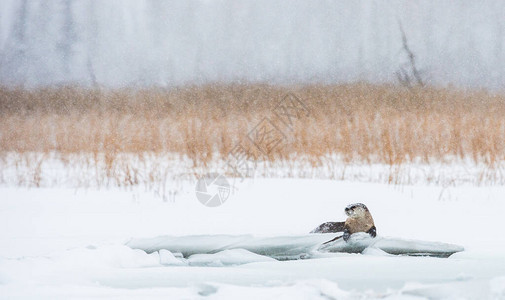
[[322, 235, 343, 244]]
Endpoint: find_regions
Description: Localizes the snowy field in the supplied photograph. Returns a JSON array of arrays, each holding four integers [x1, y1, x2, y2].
[[1, 164, 505, 299], [2, 0, 505, 298]]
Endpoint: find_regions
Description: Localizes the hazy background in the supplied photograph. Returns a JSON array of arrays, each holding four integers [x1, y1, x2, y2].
[[0, 0, 504, 89]]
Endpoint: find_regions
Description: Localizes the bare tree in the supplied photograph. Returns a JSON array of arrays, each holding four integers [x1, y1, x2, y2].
[[396, 20, 425, 89]]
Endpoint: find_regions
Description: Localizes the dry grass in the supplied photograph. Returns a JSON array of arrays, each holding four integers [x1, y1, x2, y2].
[[1, 83, 505, 169]]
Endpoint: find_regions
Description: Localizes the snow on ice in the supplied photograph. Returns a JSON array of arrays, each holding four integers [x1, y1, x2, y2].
[[1, 176, 505, 299]]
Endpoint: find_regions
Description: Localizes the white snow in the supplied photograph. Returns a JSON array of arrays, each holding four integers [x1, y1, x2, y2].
[[159, 249, 186, 266], [187, 249, 275, 267], [1, 168, 505, 298], [3, 152, 505, 189]]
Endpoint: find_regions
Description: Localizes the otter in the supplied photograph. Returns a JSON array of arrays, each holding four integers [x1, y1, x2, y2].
[[310, 203, 376, 243]]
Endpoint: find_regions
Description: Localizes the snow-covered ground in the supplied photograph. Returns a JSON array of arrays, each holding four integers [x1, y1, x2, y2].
[[3, 152, 505, 188], [1, 169, 505, 299]]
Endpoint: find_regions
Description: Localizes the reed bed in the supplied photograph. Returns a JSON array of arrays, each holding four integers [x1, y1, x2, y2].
[[1, 84, 504, 168]]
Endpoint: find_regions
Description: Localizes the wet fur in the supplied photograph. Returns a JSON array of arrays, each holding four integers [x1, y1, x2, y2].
[[310, 221, 346, 234], [312, 203, 377, 244]]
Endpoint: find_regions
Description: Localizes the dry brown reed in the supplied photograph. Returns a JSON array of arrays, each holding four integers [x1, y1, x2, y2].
[[1, 83, 505, 168]]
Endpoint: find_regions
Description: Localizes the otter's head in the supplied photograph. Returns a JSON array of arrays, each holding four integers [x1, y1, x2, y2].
[[345, 203, 369, 218]]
